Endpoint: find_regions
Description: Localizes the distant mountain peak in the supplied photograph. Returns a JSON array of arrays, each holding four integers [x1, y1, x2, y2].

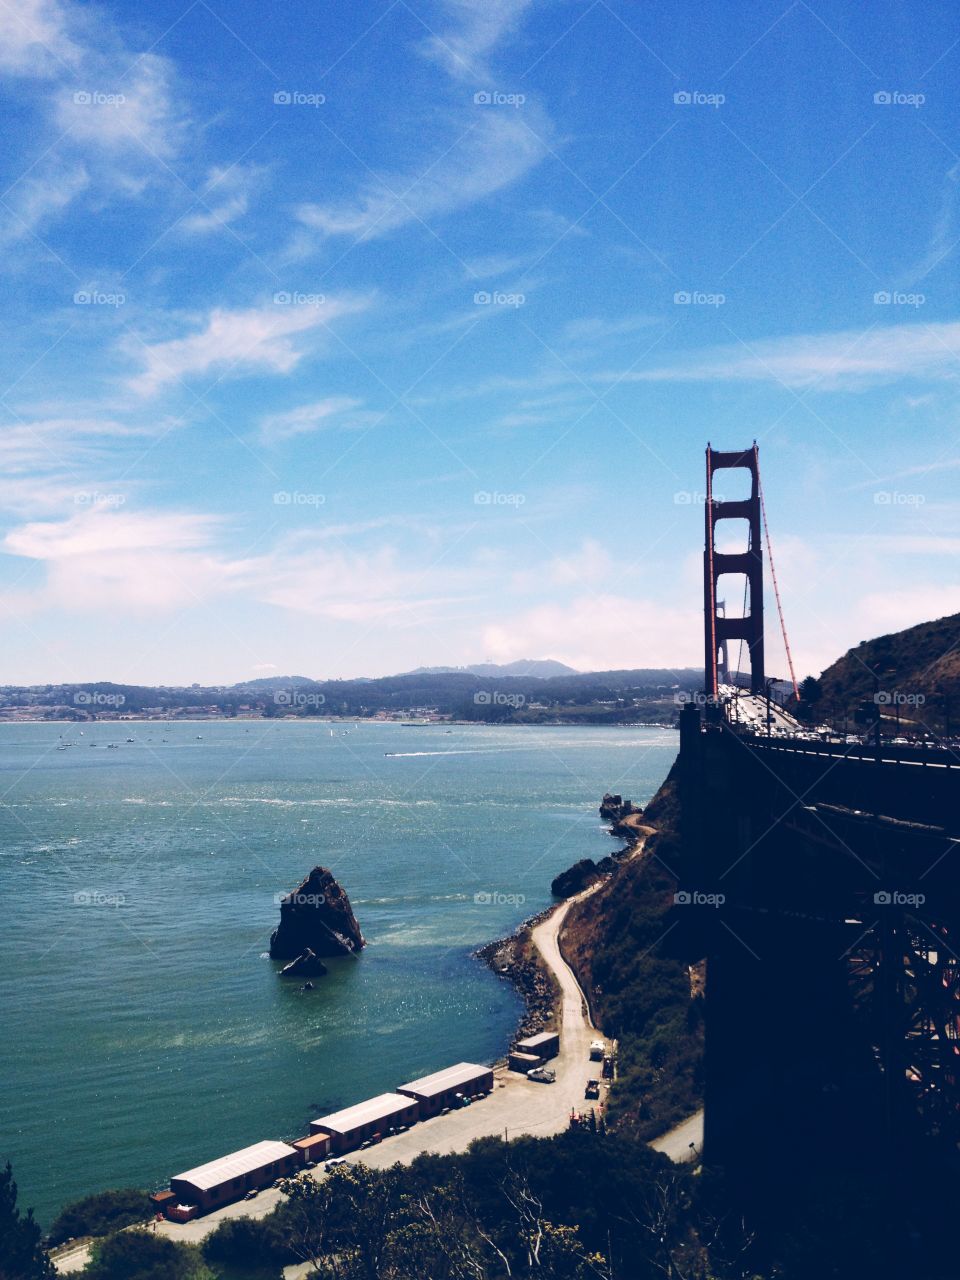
[[401, 659, 579, 679]]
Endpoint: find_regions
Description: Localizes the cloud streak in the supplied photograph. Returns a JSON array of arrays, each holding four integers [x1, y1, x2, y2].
[[126, 297, 369, 396], [294, 111, 548, 245], [601, 321, 960, 390]]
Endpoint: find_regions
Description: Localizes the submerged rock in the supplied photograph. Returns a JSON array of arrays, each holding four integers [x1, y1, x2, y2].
[[279, 947, 328, 978], [270, 866, 365, 960]]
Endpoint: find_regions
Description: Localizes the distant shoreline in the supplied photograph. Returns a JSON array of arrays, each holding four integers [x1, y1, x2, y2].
[[0, 717, 680, 729]]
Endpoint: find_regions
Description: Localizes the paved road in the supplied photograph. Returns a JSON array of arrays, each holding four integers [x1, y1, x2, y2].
[[54, 881, 698, 1272], [650, 1110, 704, 1162]]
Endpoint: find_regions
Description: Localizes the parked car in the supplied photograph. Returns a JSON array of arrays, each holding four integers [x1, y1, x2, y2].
[[585, 1079, 600, 1099], [589, 1040, 605, 1061], [244, 1189, 259, 1200], [528, 1066, 556, 1084], [326, 1157, 347, 1170]]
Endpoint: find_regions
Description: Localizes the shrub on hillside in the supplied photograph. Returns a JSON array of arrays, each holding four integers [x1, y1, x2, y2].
[[83, 1230, 213, 1280], [48, 1188, 151, 1246], [202, 1214, 293, 1268]]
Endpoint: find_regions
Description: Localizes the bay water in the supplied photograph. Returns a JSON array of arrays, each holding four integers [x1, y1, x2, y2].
[[0, 720, 677, 1225]]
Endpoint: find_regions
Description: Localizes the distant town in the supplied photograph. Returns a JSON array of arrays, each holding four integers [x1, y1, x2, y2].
[[0, 664, 706, 726]]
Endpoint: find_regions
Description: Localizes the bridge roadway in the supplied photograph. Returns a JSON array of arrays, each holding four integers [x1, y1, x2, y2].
[[744, 733, 960, 770]]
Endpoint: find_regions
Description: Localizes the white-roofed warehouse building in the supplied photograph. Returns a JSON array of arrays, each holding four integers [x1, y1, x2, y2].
[[310, 1092, 419, 1152], [170, 1140, 301, 1213], [398, 1062, 494, 1117]]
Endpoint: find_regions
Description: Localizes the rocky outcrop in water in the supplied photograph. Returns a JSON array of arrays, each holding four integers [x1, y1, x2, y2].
[[599, 792, 641, 823], [270, 866, 365, 960], [279, 947, 328, 978]]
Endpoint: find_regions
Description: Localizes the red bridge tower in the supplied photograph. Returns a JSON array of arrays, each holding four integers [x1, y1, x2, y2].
[[703, 444, 764, 697]]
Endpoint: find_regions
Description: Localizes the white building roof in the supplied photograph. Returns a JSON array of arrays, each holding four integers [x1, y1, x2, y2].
[[398, 1062, 491, 1099], [313, 1092, 415, 1134], [517, 1031, 559, 1046], [172, 1140, 298, 1193]]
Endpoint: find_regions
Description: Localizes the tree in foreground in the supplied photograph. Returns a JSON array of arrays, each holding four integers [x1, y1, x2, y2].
[[83, 1230, 213, 1280], [0, 1162, 54, 1280]]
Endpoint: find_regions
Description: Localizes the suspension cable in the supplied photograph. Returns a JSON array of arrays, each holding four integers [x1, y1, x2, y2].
[[705, 445, 718, 697], [756, 457, 799, 701]]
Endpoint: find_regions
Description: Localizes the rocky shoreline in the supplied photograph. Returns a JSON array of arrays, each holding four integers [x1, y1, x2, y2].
[[476, 792, 648, 1049], [475, 904, 559, 1046]]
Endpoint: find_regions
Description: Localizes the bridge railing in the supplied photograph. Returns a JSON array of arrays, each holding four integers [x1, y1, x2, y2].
[[738, 733, 960, 771]]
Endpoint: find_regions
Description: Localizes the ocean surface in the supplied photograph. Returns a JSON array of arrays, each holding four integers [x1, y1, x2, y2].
[[0, 720, 677, 1226]]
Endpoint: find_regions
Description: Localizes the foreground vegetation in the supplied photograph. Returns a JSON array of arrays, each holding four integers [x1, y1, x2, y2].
[[47, 1187, 153, 1247], [5, 1126, 946, 1280]]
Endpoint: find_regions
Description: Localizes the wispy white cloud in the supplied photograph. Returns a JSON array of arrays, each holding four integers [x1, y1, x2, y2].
[[257, 396, 370, 443], [419, 0, 535, 81], [0, 0, 82, 76], [528, 208, 590, 241], [561, 314, 659, 346], [483, 594, 703, 672], [181, 164, 267, 235], [2, 507, 234, 614], [463, 249, 541, 278], [294, 111, 548, 244], [601, 321, 960, 390], [126, 297, 369, 396], [0, 0, 187, 245], [6, 508, 220, 559], [0, 165, 90, 247], [54, 55, 185, 159], [901, 162, 960, 285], [0, 416, 148, 473]]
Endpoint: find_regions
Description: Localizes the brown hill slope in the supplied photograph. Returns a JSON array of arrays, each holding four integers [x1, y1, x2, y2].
[[816, 611, 960, 730], [560, 769, 704, 1138]]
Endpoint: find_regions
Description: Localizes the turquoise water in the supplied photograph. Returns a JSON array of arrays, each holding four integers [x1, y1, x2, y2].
[[0, 720, 677, 1226]]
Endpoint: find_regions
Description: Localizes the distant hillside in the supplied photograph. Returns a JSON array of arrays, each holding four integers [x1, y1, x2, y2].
[[233, 675, 316, 691], [817, 611, 960, 730], [404, 659, 579, 679]]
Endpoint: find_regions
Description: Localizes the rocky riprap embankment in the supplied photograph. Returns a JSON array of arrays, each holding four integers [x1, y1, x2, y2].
[[476, 907, 556, 1040], [270, 866, 365, 967]]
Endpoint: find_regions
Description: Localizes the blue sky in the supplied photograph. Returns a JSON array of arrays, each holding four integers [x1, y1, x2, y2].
[[1, 0, 959, 685]]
